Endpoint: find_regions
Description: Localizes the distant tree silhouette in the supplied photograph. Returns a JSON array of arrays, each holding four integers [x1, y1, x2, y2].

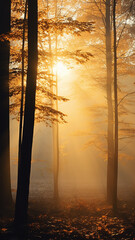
[[0, 0, 13, 215], [112, 0, 134, 212], [84, 0, 135, 206], [14, 0, 38, 225], [105, 0, 114, 204], [113, 0, 118, 212], [43, 0, 93, 202]]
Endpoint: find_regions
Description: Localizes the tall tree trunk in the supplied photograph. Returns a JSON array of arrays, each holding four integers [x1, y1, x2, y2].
[[14, 0, 38, 225], [105, 0, 114, 204], [113, 0, 118, 212], [46, 0, 59, 201], [18, 0, 28, 173], [0, 0, 13, 214], [53, 0, 59, 201], [53, 114, 59, 201]]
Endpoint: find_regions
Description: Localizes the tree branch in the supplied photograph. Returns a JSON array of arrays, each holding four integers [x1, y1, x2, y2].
[[117, 0, 134, 48], [118, 91, 135, 106]]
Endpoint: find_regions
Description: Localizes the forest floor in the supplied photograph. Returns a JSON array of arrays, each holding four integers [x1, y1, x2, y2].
[[0, 198, 135, 240]]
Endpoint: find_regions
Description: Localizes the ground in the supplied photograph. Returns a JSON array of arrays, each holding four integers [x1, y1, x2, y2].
[[0, 198, 135, 239]]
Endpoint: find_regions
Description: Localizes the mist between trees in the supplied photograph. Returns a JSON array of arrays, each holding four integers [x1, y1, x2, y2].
[[0, 0, 135, 228]]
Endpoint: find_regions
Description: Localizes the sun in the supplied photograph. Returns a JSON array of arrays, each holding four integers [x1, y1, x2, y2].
[[53, 61, 68, 78]]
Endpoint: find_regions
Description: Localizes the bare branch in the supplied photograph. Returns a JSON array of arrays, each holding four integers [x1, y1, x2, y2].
[[94, 0, 106, 27], [118, 91, 135, 106], [117, 1, 134, 48]]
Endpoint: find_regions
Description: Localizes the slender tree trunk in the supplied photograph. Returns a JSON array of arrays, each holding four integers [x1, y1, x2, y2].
[[53, 0, 59, 201], [105, 0, 114, 204], [113, 0, 118, 212], [46, 0, 59, 201], [14, 0, 38, 225], [0, 0, 13, 214], [18, 0, 28, 172], [53, 113, 59, 201]]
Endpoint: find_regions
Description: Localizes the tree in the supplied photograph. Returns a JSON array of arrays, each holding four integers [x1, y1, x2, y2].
[[14, 0, 38, 225], [83, 0, 135, 206], [53, 0, 59, 202], [18, 0, 28, 176], [113, 0, 118, 212], [111, 0, 134, 211], [105, 0, 114, 204], [79, 0, 114, 203], [0, 0, 13, 214]]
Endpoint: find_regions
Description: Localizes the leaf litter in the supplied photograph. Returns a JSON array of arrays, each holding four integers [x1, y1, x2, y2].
[[0, 199, 135, 239]]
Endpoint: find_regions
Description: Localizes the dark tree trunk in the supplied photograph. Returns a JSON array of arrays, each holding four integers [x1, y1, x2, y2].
[[105, 0, 114, 204], [14, 0, 38, 225], [113, 0, 118, 212], [0, 0, 13, 214], [18, 0, 28, 170]]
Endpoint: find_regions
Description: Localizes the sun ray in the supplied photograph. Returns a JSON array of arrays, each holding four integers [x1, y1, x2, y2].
[[53, 61, 68, 78]]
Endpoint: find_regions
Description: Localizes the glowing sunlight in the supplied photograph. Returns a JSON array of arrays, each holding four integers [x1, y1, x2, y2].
[[53, 61, 69, 78]]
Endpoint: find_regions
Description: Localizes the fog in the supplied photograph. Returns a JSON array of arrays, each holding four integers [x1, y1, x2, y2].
[[10, 67, 135, 202]]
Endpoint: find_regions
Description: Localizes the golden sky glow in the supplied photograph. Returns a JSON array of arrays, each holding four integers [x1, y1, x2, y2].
[[53, 61, 69, 78], [10, 0, 135, 202]]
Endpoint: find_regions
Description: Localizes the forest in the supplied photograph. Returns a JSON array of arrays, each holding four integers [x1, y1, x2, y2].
[[0, 0, 135, 239]]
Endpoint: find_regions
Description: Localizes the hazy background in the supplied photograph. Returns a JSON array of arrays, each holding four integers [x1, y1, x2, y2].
[[10, 64, 135, 201]]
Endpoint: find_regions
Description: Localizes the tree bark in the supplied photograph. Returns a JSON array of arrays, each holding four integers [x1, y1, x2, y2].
[[14, 0, 38, 225], [105, 0, 114, 204], [18, 0, 28, 175], [113, 0, 118, 212], [0, 0, 13, 214]]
